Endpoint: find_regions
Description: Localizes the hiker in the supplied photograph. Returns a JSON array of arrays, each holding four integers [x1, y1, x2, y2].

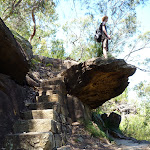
[[101, 16, 111, 59]]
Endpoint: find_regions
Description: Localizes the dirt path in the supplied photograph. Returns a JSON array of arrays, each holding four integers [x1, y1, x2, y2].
[[114, 138, 150, 150], [66, 122, 150, 150]]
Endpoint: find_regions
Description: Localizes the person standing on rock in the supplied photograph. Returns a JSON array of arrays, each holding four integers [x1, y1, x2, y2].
[[101, 16, 111, 59]]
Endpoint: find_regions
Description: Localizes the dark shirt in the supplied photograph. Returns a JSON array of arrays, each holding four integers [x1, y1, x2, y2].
[[100, 22, 107, 39]]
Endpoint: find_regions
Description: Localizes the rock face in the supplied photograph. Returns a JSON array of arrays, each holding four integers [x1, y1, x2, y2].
[[11, 30, 33, 61], [0, 73, 30, 148], [0, 18, 29, 83], [64, 58, 136, 109], [4, 77, 73, 150], [101, 112, 121, 129], [66, 95, 91, 122]]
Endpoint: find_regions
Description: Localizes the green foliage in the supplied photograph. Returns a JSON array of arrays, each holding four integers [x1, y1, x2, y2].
[[59, 0, 149, 61], [120, 115, 150, 141], [84, 120, 106, 138], [34, 39, 66, 59], [0, 0, 66, 60], [45, 63, 53, 67], [97, 88, 128, 114], [31, 58, 41, 65], [134, 81, 150, 98], [63, 16, 103, 61]]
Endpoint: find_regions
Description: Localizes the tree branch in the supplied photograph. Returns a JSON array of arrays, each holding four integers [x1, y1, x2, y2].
[[135, 66, 150, 72], [3, 0, 22, 21], [124, 42, 150, 61], [29, 0, 44, 43], [29, 6, 37, 43]]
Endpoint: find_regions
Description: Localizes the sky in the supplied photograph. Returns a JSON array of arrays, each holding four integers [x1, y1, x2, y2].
[[54, 0, 150, 100], [128, 1, 150, 98]]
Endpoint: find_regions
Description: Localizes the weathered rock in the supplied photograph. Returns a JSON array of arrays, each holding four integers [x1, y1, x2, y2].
[[13, 119, 57, 133], [54, 134, 62, 148], [33, 55, 79, 70], [36, 94, 63, 105], [57, 145, 71, 150], [66, 95, 91, 122], [0, 73, 28, 148], [5, 132, 55, 150], [101, 112, 121, 129], [11, 30, 33, 61], [64, 58, 136, 109], [26, 102, 57, 110], [21, 109, 60, 121], [0, 18, 29, 83]]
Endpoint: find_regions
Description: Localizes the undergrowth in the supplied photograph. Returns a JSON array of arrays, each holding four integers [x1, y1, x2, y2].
[[120, 115, 150, 141], [84, 120, 106, 138]]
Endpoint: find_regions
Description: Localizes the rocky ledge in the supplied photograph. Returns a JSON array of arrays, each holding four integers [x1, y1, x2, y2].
[[63, 58, 136, 109]]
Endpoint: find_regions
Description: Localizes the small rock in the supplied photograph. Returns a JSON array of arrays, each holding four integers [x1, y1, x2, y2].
[[72, 122, 80, 126], [78, 137, 84, 142]]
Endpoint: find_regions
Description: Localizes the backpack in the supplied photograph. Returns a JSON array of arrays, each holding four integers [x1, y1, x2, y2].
[[94, 23, 102, 43]]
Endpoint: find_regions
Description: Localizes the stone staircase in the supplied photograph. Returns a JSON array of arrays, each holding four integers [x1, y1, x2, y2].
[[4, 77, 72, 150]]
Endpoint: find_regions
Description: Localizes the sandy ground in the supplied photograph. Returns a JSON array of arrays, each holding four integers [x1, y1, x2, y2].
[[65, 122, 150, 150]]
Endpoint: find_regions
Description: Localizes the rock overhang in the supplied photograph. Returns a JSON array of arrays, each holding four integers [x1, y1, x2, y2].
[[63, 58, 136, 109]]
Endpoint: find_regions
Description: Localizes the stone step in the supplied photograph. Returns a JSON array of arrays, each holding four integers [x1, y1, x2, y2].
[[13, 119, 58, 134], [25, 102, 67, 116], [40, 77, 64, 87], [25, 102, 57, 110], [38, 89, 62, 97], [21, 110, 72, 125], [36, 84, 66, 94], [36, 85, 62, 91], [21, 109, 59, 120], [4, 132, 55, 150], [36, 94, 63, 104]]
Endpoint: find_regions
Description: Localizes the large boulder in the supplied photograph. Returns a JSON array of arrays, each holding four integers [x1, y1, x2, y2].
[[66, 95, 91, 122], [0, 73, 32, 148], [11, 30, 33, 61], [0, 18, 29, 84], [64, 58, 136, 109]]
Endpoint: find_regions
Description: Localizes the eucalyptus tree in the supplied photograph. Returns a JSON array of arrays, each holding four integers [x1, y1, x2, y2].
[[60, 0, 149, 62], [0, 0, 65, 58]]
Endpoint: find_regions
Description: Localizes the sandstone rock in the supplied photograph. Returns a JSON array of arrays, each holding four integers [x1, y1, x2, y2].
[[0, 18, 29, 83], [21, 109, 61, 122], [11, 30, 33, 61], [26, 102, 57, 110], [56, 122, 62, 134], [0, 73, 28, 148], [63, 60, 79, 69], [36, 94, 63, 104], [13, 119, 57, 133], [37, 84, 65, 93], [54, 134, 62, 148], [64, 58, 136, 109], [101, 112, 121, 129], [26, 74, 40, 87], [57, 145, 71, 150], [5, 132, 55, 150], [53, 103, 61, 114], [33, 55, 79, 71], [66, 95, 91, 122], [38, 89, 61, 96], [108, 112, 121, 129], [60, 105, 69, 117]]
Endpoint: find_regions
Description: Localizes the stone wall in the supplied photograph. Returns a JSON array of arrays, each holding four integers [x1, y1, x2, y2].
[[66, 95, 91, 122]]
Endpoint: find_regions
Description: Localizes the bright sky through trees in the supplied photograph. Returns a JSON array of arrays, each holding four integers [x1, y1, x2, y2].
[[54, 0, 150, 99]]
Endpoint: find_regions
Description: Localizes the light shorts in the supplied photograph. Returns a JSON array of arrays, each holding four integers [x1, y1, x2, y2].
[[102, 38, 108, 51]]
